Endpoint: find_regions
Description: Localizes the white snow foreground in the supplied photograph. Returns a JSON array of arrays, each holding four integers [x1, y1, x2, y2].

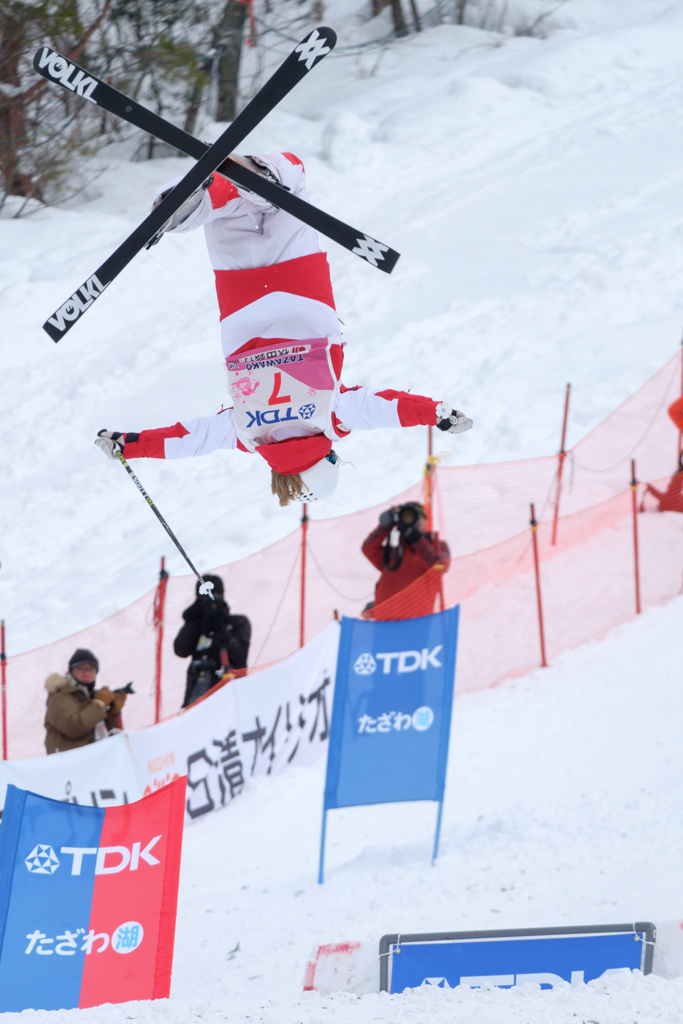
[[6, 593, 680, 1023]]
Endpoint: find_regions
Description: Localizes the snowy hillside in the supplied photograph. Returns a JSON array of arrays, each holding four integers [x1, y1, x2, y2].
[[3, 2, 683, 1020], [4, 0, 683, 651], [9, 592, 683, 1023]]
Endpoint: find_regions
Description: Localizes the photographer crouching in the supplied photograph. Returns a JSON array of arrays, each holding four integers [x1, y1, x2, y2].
[[174, 575, 251, 708], [362, 502, 450, 618]]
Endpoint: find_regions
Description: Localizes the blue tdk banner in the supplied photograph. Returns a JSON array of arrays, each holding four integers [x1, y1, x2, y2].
[[324, 608, 459, 809], [385, 928, 651, 993]]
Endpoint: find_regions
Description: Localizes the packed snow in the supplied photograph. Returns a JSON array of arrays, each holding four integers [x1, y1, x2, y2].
[[3, 593, 683, 1022], [2, 0, 683, 1020]]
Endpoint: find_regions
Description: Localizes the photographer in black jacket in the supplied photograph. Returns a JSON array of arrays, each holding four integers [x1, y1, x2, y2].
[[174, 575, 251, 708]]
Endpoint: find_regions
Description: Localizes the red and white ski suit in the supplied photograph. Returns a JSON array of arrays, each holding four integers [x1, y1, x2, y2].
[[123, 153, 443, 475]]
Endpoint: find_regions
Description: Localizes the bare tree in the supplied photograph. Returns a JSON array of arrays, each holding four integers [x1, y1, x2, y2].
[[211, 0, 248, 121], [0, 0, 112, 206], [371, 0, 409, 36]]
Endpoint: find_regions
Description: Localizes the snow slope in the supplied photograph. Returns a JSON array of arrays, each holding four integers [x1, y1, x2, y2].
[[4, 0, 683, 650], [4, 588, 683, 1023]]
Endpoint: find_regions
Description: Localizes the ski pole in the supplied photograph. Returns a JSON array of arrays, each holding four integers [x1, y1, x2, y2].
[[115, 451, 214, 597]]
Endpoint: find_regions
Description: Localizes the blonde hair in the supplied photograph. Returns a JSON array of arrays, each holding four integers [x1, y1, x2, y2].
[[271, 471, 306, 507]]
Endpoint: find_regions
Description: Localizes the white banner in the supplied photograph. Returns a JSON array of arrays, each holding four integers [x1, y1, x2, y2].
[[0, 732, 142, 812], [127, 622, 339, 823]]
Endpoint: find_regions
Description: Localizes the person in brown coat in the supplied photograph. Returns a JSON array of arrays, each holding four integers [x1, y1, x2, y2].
[[44, 648, 126, 755]]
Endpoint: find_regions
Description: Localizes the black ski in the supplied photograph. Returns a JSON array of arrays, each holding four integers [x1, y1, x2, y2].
[[33, 42, 401, 310], [36, 28, 337, 342]]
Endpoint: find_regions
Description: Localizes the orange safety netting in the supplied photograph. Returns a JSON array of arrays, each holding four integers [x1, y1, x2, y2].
[[4, 353, 683, 760]]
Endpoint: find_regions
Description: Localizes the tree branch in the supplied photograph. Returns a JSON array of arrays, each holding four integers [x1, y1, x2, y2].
[[20, 0, 112, 104]]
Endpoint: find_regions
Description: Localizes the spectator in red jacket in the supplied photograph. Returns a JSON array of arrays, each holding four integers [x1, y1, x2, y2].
[[362, 502, 450, 618], [642, 396, 683, 514]]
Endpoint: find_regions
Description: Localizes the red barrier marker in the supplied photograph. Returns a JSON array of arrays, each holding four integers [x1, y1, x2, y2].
[[153, 557, 169, 724], [530, 504, 547, 667]]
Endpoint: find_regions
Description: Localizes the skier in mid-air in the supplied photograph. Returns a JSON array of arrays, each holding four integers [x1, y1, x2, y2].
[[95, 152, 473, 504]]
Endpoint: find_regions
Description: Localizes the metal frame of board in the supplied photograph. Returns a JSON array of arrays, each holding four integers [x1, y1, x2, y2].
[[379, 922, 656, 993]]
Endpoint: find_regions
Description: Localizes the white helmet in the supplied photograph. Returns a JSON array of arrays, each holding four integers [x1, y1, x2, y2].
[[294, 451, 340, 502]]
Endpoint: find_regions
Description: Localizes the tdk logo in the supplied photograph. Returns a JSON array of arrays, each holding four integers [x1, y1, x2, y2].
[[25, 837, 161, 876], [246, 407, 299, 428], [353, 646, 443, 675], [36, 48, 98, 102], [46, 275, 106, 333], [25, 845, 59, 874]]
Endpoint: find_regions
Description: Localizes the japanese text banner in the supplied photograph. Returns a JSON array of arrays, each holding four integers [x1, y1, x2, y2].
[[0, 778, 186, 1012], [0, 733, 142, 812], [128, 622, 339, 824]]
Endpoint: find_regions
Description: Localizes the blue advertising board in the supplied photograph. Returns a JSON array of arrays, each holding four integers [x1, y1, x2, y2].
[[319, 608, 459, 881], [379, 924, 655, 993]]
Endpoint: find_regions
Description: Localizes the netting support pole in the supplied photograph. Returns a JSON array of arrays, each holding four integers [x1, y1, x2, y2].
[[551, 383, 571, 546], [153, 557, 169, 724], [425, 425, 434, 533], [530, 504, 548, 668], [425, 426, 446, 612], [0, 620, 6, 761], [631, 460, 642, 615], [678, 338, 683, 460], [300, 505, 308, 649]]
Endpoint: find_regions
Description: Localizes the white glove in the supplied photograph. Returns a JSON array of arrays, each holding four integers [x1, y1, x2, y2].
[[435, 403, 473, 434], [147, 175, 214, 247], [95, 429, 125, 459]]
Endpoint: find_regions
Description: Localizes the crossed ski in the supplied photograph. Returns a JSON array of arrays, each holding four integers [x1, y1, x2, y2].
[[34, 29, 400, 342]]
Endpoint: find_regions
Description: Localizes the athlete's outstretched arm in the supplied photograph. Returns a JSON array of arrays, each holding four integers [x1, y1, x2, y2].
[[334, 386, 472, 434], [96, 409, 237, 461]]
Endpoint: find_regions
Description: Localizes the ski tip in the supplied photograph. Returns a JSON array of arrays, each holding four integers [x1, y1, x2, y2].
[[381, 249, 401, 274], [350, 234, 401, 274], [294, 27, 337, 69], [315, 26, 338, 49]]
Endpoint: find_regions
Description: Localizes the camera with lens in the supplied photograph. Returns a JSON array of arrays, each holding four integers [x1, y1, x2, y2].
[[379, 502, 427, 572], [186, 655, 223, 705], [379, 502, 425, 533], [199, 593, 230, 635]]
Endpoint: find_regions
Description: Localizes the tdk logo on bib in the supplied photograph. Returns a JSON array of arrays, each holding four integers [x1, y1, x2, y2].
[[353, 646, 443, 675]]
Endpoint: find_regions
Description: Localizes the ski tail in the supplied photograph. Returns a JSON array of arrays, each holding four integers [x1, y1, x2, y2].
[[39, 27, 337, 343], [32, 46, 207, 159]]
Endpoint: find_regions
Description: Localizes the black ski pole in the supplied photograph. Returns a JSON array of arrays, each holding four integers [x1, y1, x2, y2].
[[114, 451, 213, 596]]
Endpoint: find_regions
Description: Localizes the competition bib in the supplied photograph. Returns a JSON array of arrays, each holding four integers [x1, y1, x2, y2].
[[226, 337, 340, 451]]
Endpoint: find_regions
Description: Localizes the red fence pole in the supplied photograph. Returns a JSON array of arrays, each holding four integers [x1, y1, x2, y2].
[[679, 339, 683, 460], [551, 383, 571, 546], [530, 504, 548, 667], [0, 620, 6, 760], [153, 557, 169, 724], [631, 460, 642, 615], [425, 425, 434, 533], [300, 505, 308, 648]]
